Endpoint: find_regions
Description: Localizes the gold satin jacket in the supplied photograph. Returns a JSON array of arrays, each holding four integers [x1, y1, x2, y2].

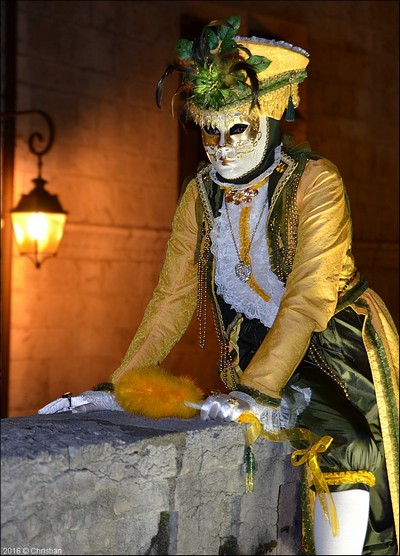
[[110, 154, 398, 409]]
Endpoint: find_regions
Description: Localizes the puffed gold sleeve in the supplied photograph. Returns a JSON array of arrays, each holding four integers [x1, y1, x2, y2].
[[110, 179, 199, 383], [239, 159, 352, 399]]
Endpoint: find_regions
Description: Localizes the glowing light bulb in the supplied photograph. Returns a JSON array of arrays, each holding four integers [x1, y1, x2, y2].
[[26, 213, 49, 241]]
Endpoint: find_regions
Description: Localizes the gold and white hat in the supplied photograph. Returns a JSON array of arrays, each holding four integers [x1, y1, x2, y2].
[[156, 16, 309, 128]]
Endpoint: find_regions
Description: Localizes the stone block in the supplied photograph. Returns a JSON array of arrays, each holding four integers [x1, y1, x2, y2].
[[1, 412, 302, 555]]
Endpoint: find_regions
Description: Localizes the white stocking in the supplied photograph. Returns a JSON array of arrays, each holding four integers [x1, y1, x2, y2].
[[314, 489, 370, 555]]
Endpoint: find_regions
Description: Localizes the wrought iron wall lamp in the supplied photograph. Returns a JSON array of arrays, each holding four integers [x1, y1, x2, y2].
[[1, 109, 68, 268]]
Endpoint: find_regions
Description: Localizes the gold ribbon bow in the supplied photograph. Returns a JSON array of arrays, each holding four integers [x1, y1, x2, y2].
[[237, 412, 338, 536], [291, 436, 338, 536]]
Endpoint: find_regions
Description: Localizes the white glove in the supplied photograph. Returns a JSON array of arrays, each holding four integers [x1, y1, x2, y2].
[[200, 390, 284, 431], [200, 387, 313, 432], [38, 390, 123, 414], [200, 391, 256, 422]]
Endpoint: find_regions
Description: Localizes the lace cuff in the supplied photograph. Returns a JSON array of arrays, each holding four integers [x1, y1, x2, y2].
[[232, 384, 311, 432]]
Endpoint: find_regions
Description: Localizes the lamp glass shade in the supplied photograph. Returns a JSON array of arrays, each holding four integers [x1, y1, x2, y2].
[[10, 177, 68, 267], [11, 211, 67, 265]]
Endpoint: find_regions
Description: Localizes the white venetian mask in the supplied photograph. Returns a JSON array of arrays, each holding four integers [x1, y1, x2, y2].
[[201, 115, 269, 180]]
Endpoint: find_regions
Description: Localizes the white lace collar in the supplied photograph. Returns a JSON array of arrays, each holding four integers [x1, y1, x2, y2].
[[210, 183, 285, 327]]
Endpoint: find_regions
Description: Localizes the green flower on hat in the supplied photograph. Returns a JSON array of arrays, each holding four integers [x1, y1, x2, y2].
[[156, 16, 270, 117]]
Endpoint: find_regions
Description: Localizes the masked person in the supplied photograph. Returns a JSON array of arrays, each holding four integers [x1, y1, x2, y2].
[[39, 16, 399, 556]]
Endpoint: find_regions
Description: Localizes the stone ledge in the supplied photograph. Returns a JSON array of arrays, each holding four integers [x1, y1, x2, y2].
[[1, 411, 301, 555]]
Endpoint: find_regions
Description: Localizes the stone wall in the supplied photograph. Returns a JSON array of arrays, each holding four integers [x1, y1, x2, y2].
[[4, 0, 398, 416], [1, 412, 301, 555]]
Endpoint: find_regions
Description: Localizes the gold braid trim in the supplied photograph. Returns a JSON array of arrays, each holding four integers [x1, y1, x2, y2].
[[324, 470, 375, 487], [197, 222, 211, 349], [239, 206, 271, 302], [248, 276, 271, 302], [189, 82, 302, 128]]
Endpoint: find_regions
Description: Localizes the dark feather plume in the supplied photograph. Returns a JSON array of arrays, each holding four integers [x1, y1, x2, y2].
[[170, 82, 193, 117], [177, 102, 191, 129], [156, 63, 195, 109], [191, 37, 205, 66], [237, 44, 252, 58]]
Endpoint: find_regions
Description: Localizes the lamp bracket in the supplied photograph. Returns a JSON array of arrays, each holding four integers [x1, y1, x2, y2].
[[1, 109, 55, 175]]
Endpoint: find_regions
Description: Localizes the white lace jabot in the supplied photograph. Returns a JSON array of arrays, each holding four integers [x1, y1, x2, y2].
[[210, 182, 285, 328]]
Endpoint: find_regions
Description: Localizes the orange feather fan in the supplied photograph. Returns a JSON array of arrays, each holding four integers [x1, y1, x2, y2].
[[114, 366, 205, 419]]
